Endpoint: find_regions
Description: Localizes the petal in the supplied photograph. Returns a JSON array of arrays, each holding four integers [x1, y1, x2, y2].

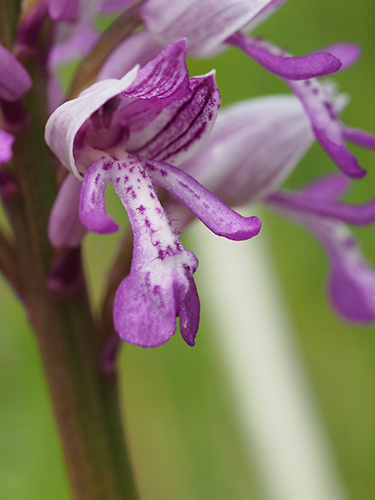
[[103, 155, 200, 347], [126, 71, 221, 166], [114, 253, 199, 347], [143, 158, 261, 240], [0, 44, 32, 101], [0, 130, 15, 165], [48, 172, 87, 247], [45, 65, 139, 178], [287, 76, 366, 179], [316, 43, 361, 72], [142, 0, 279, 57], [226, 35, 370, 178], [228, 33, 341, 80], [269, 175, 375, 226], [180, 95, 315, 206], [78, 158, 119, 233], [179, 277, 200, 346], [299, 173, 350, 200], [121, 39, 189, 101], [267, 197, 375, 323], [342, 126, 375, 149]]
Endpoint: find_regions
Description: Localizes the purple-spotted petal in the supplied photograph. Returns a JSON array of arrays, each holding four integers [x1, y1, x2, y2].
[[126, 71, 220, 166], [143, 159, 261, 240], [49, 173, 87, 247], [79, 159, 119, 233], [114, 254, 199, 347], [228, 33, 341, 80], [142, 0, 280, 57], [97, 154, 200, 347], [0, 44, 32, 101], [45, 65, 139, 178], [0, 130, 15, 165]]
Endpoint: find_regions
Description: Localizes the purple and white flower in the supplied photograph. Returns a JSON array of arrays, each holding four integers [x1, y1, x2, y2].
[[45, 40, 261, 347], [230, 37, 375, 179], [141, 0, 341, 79], [170, 94, 375, 323]]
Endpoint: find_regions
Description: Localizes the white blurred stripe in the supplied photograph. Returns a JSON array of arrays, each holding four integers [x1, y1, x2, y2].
[[190, 221, 346, 500]]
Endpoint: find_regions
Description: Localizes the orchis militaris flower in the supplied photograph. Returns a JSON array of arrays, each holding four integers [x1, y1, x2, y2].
[[231, 38, 375, 179], [140, 0, 341, 80], [45, 40, 261, 347], [170, 95, 375, 322]]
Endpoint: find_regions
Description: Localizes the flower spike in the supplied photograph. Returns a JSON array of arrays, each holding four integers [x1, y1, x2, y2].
[[45, 41, 261, 347]]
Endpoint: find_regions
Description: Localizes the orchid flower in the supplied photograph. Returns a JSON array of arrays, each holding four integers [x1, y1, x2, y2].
[[140, 0, 341, 79], [230, 37, 375, 179], [170, 94, 375, 323], [45, 40, 261, 347]]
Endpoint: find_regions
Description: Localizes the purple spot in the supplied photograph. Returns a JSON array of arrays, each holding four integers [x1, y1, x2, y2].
[[124, 175, 129, 183], [103, 160, 113, 170], [203, 202, 209, 209], [150, 192, 155, 199], [115, 177, 120, 183], [90, 191, 96, 203], [160, 169, 168, 177], [137, 178, 141, 183], [94, 173, 101, 185], [137, 205, 146, 213]]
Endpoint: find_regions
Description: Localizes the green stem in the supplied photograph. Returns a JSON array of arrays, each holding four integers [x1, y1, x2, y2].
[[0, 10, 140, 499]]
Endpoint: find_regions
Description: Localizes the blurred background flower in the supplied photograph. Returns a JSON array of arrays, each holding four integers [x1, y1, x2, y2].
[[1, 0, 375, 499]]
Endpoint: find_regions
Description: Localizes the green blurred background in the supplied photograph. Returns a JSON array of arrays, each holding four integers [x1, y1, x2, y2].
[[1, 0, 375, 498]]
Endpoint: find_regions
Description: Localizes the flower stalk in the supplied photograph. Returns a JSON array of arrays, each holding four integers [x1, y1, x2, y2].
[[0, 3, 139, 498]]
